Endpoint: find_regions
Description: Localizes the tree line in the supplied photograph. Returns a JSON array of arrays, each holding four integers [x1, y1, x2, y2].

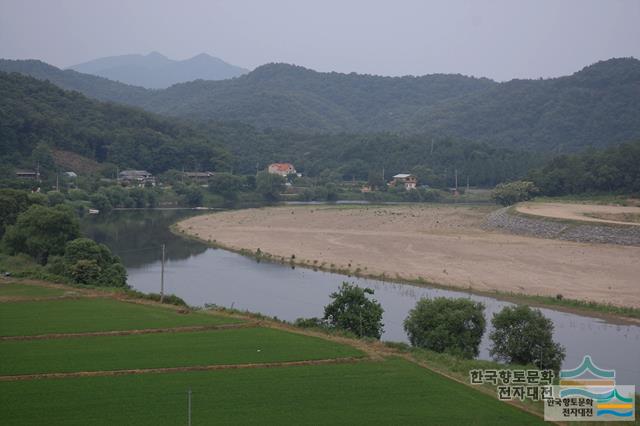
[[296, 283, 565, 372]]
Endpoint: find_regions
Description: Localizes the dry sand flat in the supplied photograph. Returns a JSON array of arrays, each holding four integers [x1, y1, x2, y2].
[[516, 202, 640, 226], [178, 205, 640, 308]]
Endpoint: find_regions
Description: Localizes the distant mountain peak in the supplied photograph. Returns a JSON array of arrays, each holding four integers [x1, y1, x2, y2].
[[68, 52, 248, 88], [147, 51, 168, 59]]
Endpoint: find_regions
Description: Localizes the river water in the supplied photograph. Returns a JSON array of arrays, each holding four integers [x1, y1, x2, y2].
[[82, 209, 640, 387]]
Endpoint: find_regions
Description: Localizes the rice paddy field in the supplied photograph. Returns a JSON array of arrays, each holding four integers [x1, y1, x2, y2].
[[0, 280, 544, 425]]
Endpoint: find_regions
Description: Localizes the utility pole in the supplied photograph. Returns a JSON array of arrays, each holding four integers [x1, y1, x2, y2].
[[382, 166, 385, 183], [160, 244, 165, 303], [466, 175, 469, 192], [56, 173, 59, 192], [187, 388, 192, 426], [454, 168, 458, 191]]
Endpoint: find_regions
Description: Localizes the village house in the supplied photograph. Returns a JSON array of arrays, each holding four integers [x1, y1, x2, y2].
[[118, 170, 156, 187], [267, 163, 297, 177], [15, 169, 40, 180], [389, 173, 417, 190], [184, 171, 215, 184]]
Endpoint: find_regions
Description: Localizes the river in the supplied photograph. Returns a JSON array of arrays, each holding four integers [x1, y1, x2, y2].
[[82, 209, 640, 387]]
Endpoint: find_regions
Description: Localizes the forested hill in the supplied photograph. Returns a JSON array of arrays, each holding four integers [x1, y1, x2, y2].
[[0, 71, 231, 174], [0, 70, 540, 187], [0, 59, 150, 104], [2, 58, 639, 153]]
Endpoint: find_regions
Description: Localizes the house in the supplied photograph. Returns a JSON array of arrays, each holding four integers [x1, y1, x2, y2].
[[184, 171, 215, 184], [64, 171, 78, 179], [15, 169, 39, 180], [118, 170, 155, 187], [389, 174, 417, 190], [268, 163, 297, 177]]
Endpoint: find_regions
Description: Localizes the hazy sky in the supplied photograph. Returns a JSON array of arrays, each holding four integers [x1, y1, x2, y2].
[[1, 0, 639, 81]]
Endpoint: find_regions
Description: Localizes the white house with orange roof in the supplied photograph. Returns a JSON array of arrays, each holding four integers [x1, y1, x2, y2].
[[268, 163, 297, 177]]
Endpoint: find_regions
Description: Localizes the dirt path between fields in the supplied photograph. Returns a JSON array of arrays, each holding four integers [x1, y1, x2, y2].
[[0, 356, 367, 382], [0, 322, 257, 341], [177, 205, 640, 308]]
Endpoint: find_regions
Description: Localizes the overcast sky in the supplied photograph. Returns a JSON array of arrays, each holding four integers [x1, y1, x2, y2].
[[1, 0, 639, 81]]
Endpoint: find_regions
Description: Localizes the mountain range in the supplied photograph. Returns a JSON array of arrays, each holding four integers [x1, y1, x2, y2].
[[69, 52, 248, 89], [1, 57, 639, 152]]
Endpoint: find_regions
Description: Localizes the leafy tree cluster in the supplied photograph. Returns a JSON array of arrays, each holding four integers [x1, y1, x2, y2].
[[403, 297, 565, 371], [491, 181, 539, 206], [48, 238, 127, 287], [2, 204, 80, 264], [490, 305, 566, 372], [1, 190, 128, 287], [404, 298, 486, 359], [529, 140, 640, 195]]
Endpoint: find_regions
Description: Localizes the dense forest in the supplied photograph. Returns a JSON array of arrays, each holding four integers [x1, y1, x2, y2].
[[0, 72, 231, 175], [0, 71, 539, 187], [2, 58, 639, 152], [529, 140, 640, 195]]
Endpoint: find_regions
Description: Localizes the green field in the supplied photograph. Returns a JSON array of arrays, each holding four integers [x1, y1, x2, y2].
[[0, 298, 241, 336], [0, 358, 543, 425], [0, 282, 68, 297], [0, 282, 544, 424], [0, 328, 363, 375]]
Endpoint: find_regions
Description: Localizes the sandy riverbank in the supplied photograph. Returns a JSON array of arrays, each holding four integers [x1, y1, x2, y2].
[[177, 204, 640, 308]]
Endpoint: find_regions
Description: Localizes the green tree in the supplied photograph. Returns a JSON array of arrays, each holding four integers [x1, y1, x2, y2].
[[0, 189, 30, 237], [208, 173, 244, 203], [491, 180, 539, 206], [47, 191, 66, 206], [403, 297, 486, 358], [256, 171, 285, 202], [323, 282, 384, 339], [489, 305, 566, 371], [2, 204, 80, 264], [90, 192, 113, 212], [175, 184, 204, 207]]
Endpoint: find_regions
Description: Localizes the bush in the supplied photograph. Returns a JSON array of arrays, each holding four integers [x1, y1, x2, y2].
[[491, 180, 539, 206], [63, 238, 127, 287], [403, 297, 486, 359], [294, 317, 328, 329], [489, 305, 566, 372], [68, 259, 101, 284], [323, 282, 384, 339]]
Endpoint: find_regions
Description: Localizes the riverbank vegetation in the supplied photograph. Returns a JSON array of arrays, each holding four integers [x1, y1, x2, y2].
[[0, 189, 127, 288]]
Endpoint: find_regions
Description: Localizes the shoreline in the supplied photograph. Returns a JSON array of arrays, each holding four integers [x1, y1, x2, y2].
[[171, 221, 640, 326]]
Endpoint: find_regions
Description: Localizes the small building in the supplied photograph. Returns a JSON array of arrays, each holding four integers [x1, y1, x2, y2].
[[389, 174, 417, 190], [184, 171, 215, 184], [268, 163, 297, 177], [15, 169, 39, 180], [118, 170, 155, 187], [64, 171, 78, 179]]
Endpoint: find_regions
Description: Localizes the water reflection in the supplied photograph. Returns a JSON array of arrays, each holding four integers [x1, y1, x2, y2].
[[83, 210, 640, 387]]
